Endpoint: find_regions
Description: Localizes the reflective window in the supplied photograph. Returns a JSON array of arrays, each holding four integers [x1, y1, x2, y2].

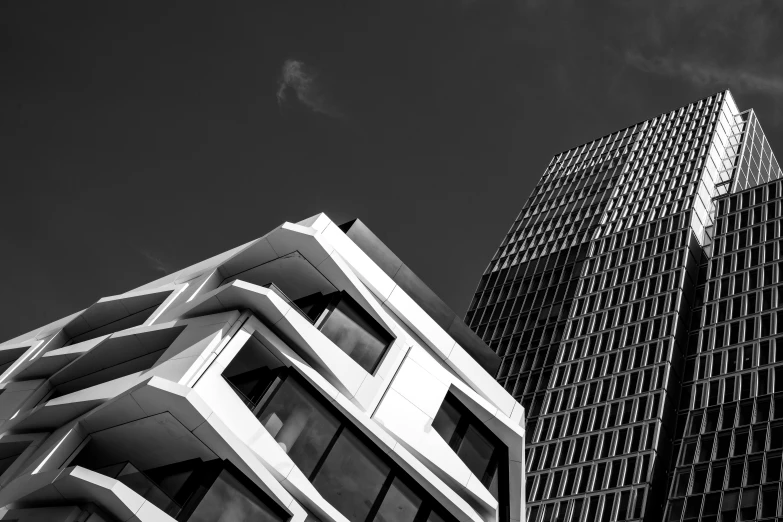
[[373, 478, 422, 522], [257, 377, 340, 477], [317, 292, 394, 373], [432, 393, 507, 500], [187, 467, 288, 522], [313, 429, 390, 522], [228, 364, 455, 522]]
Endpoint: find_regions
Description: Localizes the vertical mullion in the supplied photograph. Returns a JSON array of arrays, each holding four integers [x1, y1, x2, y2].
[[309, 424, 344, 481], [364, 472, 396, 522]]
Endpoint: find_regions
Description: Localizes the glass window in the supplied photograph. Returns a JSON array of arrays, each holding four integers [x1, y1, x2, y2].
[[187, 468, 288, 522], [313, 429, 391, 522], [458, 425, 496, 481], [230, 368, 456, 522], [721, 490, 739, 521], [432, 393, 507, 499], [432, 399, 461, 444], [765, 454, 781, 482], [740, 487, 759, 520], [318, 292, 394, 373], [373, 478, 422, 522], [761, 485, 779, 518], [709, 463, 725, 491], [257, 377, 341, 478]]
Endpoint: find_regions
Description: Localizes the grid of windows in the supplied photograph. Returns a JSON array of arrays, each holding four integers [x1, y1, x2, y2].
[[731, 111, 783, 194], [665, 179, 783, 522], [466, 91, 760, 522]]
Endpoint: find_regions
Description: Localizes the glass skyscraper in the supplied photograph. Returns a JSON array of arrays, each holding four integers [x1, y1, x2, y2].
[[465, 90, 783, 521]]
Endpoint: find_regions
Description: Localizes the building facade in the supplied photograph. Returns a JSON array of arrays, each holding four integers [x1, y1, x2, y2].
[[0, 214, 524, 522], [465, 90, 783, 521]]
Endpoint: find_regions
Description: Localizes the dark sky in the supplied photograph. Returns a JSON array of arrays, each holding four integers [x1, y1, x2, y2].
[[2, 1, 782, 341]]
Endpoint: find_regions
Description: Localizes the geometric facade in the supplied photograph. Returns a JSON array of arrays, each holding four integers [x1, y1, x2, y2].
[[465, 90, 783, 521], [0, 214, 524, 522]]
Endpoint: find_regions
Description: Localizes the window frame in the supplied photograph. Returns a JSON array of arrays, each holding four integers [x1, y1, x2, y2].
[[432, 392, 511, 520], [297, 290, 396, 374]]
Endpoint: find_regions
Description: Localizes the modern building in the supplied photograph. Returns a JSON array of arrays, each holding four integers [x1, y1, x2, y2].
[[0, 214, 524, 522], [465, 90, 783, 521]]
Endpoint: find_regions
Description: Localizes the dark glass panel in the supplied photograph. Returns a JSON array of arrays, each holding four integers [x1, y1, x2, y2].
[[709, 463, 725, 491], [373, 477, 422, 522], [320, 295, 392, 373], [312, 430, 391, 522], [458, 425, 495, 481], [187, 469, 287, 522], [257, 378, 340, 478], [739, 487, 758, 520], [432, 399, 461, 445], [761, 485, 779, 518], [720, 490, 739, 522], [765, 454, 781, 482]]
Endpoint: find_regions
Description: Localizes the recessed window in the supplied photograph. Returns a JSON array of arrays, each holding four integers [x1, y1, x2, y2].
[[74, 456, 289, 522], [432, 393, 508, 503], [295, 291, 394, 373]]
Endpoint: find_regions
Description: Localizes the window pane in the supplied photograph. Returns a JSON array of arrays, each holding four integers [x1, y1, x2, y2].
[[188, 469, 286, 522], [258, 378, 340, 478], [320, 297, 391, 373], [709, 464, 725, 491], [432, 399, 461, 445], [458, 425, 495, 481], [373, 477, 422, 522], [313, 430, 391, 522], [426, 510, 446, 522], [766, 455, 781, 482], [721, 490, 739, 521], [761, 485, 779, 518], [740, 487, 758, 520]]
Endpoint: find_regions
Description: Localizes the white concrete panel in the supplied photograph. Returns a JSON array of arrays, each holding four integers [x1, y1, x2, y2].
[[390, 358, 450, 420], [320, 221, 397, 300], [384, 286, 457, 360]]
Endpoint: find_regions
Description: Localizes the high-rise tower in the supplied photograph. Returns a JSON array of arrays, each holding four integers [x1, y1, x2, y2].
[[465, 90, 783, 521]]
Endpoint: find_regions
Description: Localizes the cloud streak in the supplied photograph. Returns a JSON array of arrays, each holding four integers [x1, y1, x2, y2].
[[141, 251, 169, 274], [623, 51, 783, 96], [276, 59, 342, 118]]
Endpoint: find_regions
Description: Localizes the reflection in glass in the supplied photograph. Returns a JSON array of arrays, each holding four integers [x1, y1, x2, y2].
[[374, 478, 422, 522], [426, 509, 446, 522], [320, 297, 391, 373], [432, 399, 461, 446], [459, 425, 495, 480], [99, 462, 180, 517], [188, 469, 286, 522], [431, 393, 504, 501], [721, 490, 739, 521], [257, 378, 340, 477], [740, 487, 758, 520], [313, 430, 391, 522]]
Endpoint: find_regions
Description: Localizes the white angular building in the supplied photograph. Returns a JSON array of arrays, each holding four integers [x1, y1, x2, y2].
[[0, 214, 525, 522]]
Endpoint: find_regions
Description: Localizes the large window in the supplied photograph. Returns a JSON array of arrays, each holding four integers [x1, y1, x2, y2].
[[295, 291, 394, 373], [432, 393, 509, 511], [181, 462, 289, 522], [226, 363, 453, 522], [76, 455, 288, 522]]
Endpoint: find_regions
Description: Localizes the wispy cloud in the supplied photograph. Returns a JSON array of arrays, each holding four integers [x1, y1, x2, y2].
[[276, 59, 342, 118], [141, 251, 169, 274], [623, 51, 783, 96]]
